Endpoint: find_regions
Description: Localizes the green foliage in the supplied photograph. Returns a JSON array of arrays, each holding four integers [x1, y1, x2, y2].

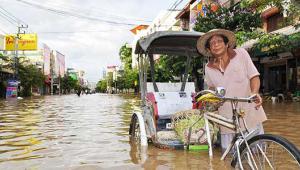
[[119, 43, 132, 69], [124, 69, 138, 90], [96, 80, 107, 93], [194, 4, 262, 33], [193, 1, 299, 57], [252, 32, 300, 55], [235, 30, 262, 46], [0, 54, 45, 97], [289, 31, 300, 46], [0, 54, 13, 71], [153, 55, 185, 82], [114, 68, 138, 92], [153, 55, 204, 91], [106, 72, 114, 89], [93, 43, 139, 93], [18, 63, 45, 97], [241, 0, 300, 27], [60, 75, 78, 94]]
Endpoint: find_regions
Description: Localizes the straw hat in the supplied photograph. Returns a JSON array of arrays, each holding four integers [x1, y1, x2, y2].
[[196, 29, 236, 57]]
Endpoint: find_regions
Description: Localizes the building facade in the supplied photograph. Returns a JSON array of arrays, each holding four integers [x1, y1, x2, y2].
[[176, 0, 300, 94]]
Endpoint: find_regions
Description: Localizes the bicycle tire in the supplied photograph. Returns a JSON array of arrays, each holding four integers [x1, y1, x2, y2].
[[231, 134, 300, 169]]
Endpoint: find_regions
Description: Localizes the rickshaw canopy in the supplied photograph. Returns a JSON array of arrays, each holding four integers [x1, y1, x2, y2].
[[135, 31, 204, 56]]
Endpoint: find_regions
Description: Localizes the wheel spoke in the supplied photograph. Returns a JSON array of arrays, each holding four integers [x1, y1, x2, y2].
[[236, 135, 300, 170], [257, 143, 274, 170]]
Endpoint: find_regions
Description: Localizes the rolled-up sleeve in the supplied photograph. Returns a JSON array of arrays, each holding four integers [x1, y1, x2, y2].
[[241, 48, 260, 79]]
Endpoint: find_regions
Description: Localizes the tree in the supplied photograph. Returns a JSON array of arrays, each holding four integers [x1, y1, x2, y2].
[[60, 75, 78, 94], [96, 79, 107, 93], [241, 0, 300, 27], [154, 55, 205, 91], [238, 0, 300, 54], [18, 63, 45, 97], [118, 43, 139, 93], [194, 1, 300, 57], [119, 43, 132, 69], [194, 4, 262, 33], [1, 54, 45, 97], [0, 53, 14, 72]]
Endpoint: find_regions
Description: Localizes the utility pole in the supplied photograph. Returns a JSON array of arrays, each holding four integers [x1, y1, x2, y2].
[[12, 25, 28, 98], [14, 24, 28, 80]]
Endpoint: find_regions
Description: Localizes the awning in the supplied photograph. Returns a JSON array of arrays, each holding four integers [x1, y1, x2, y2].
[[135, 31, 204, 56]]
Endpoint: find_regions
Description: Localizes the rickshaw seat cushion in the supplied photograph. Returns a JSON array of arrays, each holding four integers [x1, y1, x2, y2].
[[146, 91, 193, 119], [146, 82, 195, 94]]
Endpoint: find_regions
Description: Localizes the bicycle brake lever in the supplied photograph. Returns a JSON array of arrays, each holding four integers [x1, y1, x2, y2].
[[248, 94, 257, 103]]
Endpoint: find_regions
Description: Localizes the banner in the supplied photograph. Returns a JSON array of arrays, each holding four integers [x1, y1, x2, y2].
[[43, 44, 51, 76], [5, 33, 38, 51], [55, 51, 65, 77]]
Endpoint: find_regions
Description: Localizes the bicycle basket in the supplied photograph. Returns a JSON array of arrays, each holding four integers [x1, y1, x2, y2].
[[196, 93, 223, 112], [171, 109, 218, 145]]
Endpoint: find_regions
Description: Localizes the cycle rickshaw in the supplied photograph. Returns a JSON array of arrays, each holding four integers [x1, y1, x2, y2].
[[129, 31, 300, 169]]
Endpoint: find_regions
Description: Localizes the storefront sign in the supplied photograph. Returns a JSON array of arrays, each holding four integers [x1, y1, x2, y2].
[[6, 80, 19, 98], [5, 33, 38, 51]]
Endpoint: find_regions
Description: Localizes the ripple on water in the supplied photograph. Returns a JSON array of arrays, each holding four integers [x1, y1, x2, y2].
[[0, 95, 299, 169]]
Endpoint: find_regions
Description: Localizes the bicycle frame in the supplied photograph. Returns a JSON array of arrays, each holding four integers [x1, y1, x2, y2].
[[202, 97, 258, 161], [198, 91, 282, 170]]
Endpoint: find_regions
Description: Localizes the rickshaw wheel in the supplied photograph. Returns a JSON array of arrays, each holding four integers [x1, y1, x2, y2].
[[130, 115, 141, 144]]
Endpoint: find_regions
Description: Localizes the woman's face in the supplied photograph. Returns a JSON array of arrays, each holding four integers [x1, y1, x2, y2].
[[207, 35, 228, 57]]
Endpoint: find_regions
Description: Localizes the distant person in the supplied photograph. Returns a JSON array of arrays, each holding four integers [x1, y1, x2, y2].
[[196, 29, 267, 152], [76, 87, 81, 97]]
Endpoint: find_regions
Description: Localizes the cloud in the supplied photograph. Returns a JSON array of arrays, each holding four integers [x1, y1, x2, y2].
[[0, 0, 187, 82]]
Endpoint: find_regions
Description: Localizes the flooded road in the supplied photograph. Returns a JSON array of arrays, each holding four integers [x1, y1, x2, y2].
[[0, 94, 299, 169]]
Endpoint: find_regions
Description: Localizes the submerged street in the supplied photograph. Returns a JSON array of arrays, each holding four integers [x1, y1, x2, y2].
[[0, 0, 299, 169], [0, 94, 299, 170]]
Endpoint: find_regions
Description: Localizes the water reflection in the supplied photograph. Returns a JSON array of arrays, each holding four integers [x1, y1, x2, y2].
[[129, 142, 232, 170], [0, 94, 299, 169]]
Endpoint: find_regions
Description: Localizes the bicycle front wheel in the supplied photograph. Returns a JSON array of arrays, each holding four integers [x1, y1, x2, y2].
[[232, 134, 300, 169]]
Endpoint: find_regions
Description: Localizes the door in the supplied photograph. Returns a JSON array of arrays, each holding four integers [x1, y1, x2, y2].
[[269, 65, 286, 93]]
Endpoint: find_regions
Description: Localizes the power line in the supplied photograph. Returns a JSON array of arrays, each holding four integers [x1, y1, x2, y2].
[[0, 6, 27, 25], [0, 5, 31, 34], [173, 0, 185, 9], [0, 11, 17, 26], [14, 0, 146, 26], [24, 0, 152, 23], [168, 0, 181, 10], [161, 0, 185, 25]]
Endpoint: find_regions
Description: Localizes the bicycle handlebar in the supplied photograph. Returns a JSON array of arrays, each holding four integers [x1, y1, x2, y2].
[[195, 90, 257, 103], [222, 94, 257, 103]]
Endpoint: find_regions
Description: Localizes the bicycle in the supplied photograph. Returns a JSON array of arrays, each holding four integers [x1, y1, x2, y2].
[[193, 87, 300, 169]]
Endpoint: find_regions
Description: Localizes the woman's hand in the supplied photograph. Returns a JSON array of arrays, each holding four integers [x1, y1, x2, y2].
[[251, 93, 262, 110]]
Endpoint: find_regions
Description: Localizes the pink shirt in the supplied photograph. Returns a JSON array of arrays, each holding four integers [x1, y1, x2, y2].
[[205, 48, 267, 134]]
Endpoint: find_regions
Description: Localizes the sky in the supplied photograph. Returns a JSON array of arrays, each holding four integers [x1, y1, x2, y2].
[[0, 0, 188, 83]]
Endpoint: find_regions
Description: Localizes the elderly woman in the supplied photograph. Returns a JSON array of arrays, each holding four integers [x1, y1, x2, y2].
[[196, 29, 267, 152]]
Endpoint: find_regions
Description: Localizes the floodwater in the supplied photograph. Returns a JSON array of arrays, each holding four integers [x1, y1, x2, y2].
[[0, 94, 299, 170]]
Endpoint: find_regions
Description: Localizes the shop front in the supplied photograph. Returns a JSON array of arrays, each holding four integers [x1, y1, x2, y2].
[[258, 50, 299, 96]]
